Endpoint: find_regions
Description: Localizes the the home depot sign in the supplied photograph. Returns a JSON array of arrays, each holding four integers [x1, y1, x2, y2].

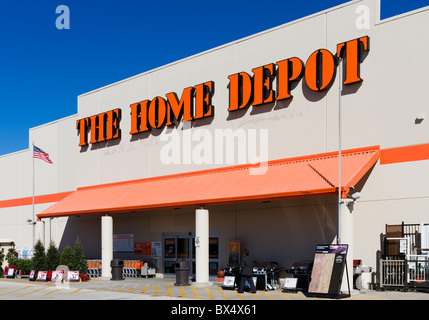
[[76, 36, 369, 147]]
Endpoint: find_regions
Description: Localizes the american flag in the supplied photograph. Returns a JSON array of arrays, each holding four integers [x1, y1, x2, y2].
[[33, 145, 53, 164]]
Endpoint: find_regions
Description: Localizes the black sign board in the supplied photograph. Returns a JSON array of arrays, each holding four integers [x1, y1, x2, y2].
[[29, 270, 36, 281], [307, 244, 350, 298]]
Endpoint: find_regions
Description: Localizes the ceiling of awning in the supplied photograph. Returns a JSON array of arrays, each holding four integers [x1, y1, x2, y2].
[[37, 146, 380, 219]]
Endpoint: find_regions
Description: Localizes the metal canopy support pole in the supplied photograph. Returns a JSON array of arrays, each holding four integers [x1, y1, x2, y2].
[[337, 57, 342, 245], [35, 221, 45, 246], [340, 199, 355, 294]]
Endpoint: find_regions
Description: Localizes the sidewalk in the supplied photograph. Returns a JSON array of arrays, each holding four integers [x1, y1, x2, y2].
[[1, 276, 429, 300], [84, 276, 429, 300]]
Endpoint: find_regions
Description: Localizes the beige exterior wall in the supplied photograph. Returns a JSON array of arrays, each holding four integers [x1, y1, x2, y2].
[[0, 0, 428, 276]]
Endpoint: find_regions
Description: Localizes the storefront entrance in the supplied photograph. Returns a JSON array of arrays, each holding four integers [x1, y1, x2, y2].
[[162, 232, 220, 276]]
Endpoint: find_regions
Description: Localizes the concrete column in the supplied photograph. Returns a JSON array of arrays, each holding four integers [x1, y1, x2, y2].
[[339, 199, 354, 294], [195, 208, 209, 285], [35, 220, 45, 246], [101, 215, 113, 279]]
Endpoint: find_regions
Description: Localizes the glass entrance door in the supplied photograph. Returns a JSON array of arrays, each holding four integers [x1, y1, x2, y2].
[[163, 237, 177, 274], [163, 233, 194, 275], [192, 237, 220, 276], [163, 232, 220, 276]]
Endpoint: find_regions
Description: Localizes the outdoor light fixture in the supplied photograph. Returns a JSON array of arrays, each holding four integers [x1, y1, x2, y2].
[[416, 114, 425, 124], [347, 185, 361, 201], [350, 192, 361, 200]]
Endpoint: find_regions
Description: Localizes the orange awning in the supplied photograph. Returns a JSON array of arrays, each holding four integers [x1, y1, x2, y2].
[[37, 146, 380, 219]]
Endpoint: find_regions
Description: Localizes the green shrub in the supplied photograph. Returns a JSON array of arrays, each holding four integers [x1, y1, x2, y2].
[[16, 259, 33, 272], [46, 241, 60, 271], [59, 245, 74, 268], [32, 239, 47, 272], [72, 239, 88, 274], [6, 242, 18, 266]]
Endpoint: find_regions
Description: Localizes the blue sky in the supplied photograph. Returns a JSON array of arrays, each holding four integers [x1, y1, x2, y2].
[[0, 0, 425, 156]]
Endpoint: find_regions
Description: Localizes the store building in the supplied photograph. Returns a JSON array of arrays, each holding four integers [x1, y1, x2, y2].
[[1, 0, 428, 289]]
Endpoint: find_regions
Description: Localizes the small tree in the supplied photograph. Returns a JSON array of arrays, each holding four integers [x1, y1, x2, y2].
[[72, 239, 88, 274], [6, 241, 18, 266], [59, 245, 74, 269], [32, 239, 47, 272], [16, 259, 33, 273], [46, 241, 60, 271], [0, 246, 5, 267], [0, 246, 5, 276]]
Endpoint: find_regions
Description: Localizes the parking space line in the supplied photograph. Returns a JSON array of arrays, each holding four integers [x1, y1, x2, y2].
[[249, 292, 263, 300], [216, 288, 231, 300], [0, 286, 31, 296], [42, 288, 63, 296], [204, 288, 215, 300], [274, 291, 293, 300], [153, 285, 160, 295], [179, 286, 186, 298], [71, 288, 83, 294], [258, 291, 276, 300], [191, 286, 200, 299], [231, 290, 247, 300], [13, 286, 46, 299], [290, 292, 309, 300], [0, 280, 354, 301], [140, 286, 149, 294]]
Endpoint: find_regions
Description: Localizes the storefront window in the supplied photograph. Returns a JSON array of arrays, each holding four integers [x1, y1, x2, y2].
[[163, 233, 220, 275], [209, 262, 219, 275], [164, 238, 176, 258], [164, 261, 175, 274], [177, 238, 190, 258], [209, 238, 219, 259]]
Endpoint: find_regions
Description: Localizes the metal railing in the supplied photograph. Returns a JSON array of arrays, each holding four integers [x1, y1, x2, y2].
[[380, 259, 406, 288], [381, 257, 429, 289], [407, 255, 429, 283], [380, 222, 429, 290]]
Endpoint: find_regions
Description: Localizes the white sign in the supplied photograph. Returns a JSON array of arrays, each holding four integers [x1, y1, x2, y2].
[[17, 247, 33, 260], [37, 271, 48, 281], [51, 271, 63, 282], [113, 234, 134, 253], [284, 277, 298, 290], [68, 271, 80, 282], [223, 276, 235, 288], [400, 239, 408, 254], [152, 241, 162, 256], [7, 268, 15, 277]]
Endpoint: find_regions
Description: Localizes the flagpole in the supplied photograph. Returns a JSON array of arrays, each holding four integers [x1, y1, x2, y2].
[[32, 141, 35, 249], [337, 57, 342, 245]]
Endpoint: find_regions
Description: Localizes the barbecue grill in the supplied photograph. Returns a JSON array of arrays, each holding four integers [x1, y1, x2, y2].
[[285, 260, 314, 292]]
